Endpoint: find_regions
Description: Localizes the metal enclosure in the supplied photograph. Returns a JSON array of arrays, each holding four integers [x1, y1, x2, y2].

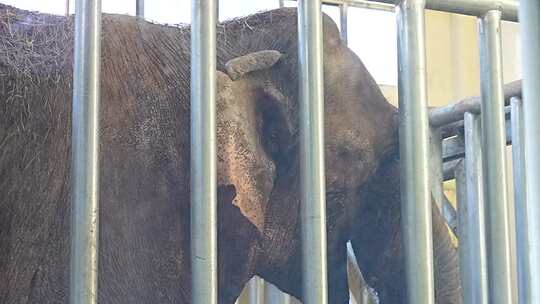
[[66, 0, 537, 303]]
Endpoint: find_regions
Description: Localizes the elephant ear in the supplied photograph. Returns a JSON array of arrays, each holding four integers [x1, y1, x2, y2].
[[224, 50, 283, 80], [216, 54, 292, 232]]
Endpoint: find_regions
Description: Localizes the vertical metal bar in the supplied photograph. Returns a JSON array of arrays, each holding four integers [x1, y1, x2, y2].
[[429, 128, 444, 212], [248, 277, 264, 304], [339, 3, 348, 45], [136, 0, 144, 17], [396, 0, 434, 303], [70, 0, 101, 303], [511, 97, 529, 304], [191, 0, 218, 303], [297, 0, 328, 303], [458, 113, 489, 304], [66, 0, 70, 16], [478, 10, 517, 304], [279, 0, 285, 8], [520, 1, 540, 302]]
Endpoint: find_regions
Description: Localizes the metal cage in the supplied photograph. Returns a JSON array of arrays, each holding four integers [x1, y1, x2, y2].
[[69, 0, 539, 303]]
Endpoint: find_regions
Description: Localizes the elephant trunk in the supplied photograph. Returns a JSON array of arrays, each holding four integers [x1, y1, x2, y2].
[[350, 155, 462, 303], [432, 196, 462, 304]]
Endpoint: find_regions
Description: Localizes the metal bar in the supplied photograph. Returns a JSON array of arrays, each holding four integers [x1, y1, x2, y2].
[[66, 0, 70, 16], [520, 0, 540, 302], [136, 0, 144, 17], [279, 0, 285, 8], [429, 80, 521, 127], [190, 0, 218, 303], [396, 1, 434, 303], [457, 113, 489, 304], [442, 135, 465, 163], [479, 10, 517, 304], [339, 3, 348, 45], [70, 0, 102, 303], [368, 0, 518, 21], [291, 0, 394, 12], [442, 117, 512, 161], [430, 127, 458, 236], [429, 127, 444, 212], [298, 0, 328, 302], [511, 97, 529, 304]]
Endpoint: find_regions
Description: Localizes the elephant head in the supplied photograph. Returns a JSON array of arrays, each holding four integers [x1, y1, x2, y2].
[[214, 8, 397, 303], [215, 8, 461, 303]]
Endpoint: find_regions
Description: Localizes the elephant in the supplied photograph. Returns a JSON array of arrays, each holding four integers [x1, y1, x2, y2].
[[0, 4, 460, 303]]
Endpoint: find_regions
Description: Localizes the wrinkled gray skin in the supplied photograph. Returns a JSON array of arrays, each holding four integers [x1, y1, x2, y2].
[[0, 5, 460, 303]]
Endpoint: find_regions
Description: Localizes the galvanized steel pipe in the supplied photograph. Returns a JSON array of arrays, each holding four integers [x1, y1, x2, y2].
[[479, 10, 517, 304], [136, 0, 144, 17], [70, 0, 102, 303], [429, 128, 444, 213], [297, 0, 328, 302], [519, 0, 540, 302], [190, 0, 218, 303], [339, 3, 348, 45], [292, 0, 394, 12], [459, 113, 489, 304], [429, 80, 521, 128], [510, 97, 530, 304], [369, 0, 518, 21], [396, 0, 435, 303]]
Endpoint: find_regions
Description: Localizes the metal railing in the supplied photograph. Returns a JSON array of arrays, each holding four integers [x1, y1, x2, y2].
[[68, 0, 540, 303]]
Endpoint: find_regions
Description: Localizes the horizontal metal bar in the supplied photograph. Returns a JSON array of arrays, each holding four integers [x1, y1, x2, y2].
[[429, 80, 521, 127], [439, 106, 511, 139], [442, 119, 511, 162], [368, 0, 518, 21], [326, 0, 394, 11], [290, 0, 395, 12], [442, 136, 465, 162]]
